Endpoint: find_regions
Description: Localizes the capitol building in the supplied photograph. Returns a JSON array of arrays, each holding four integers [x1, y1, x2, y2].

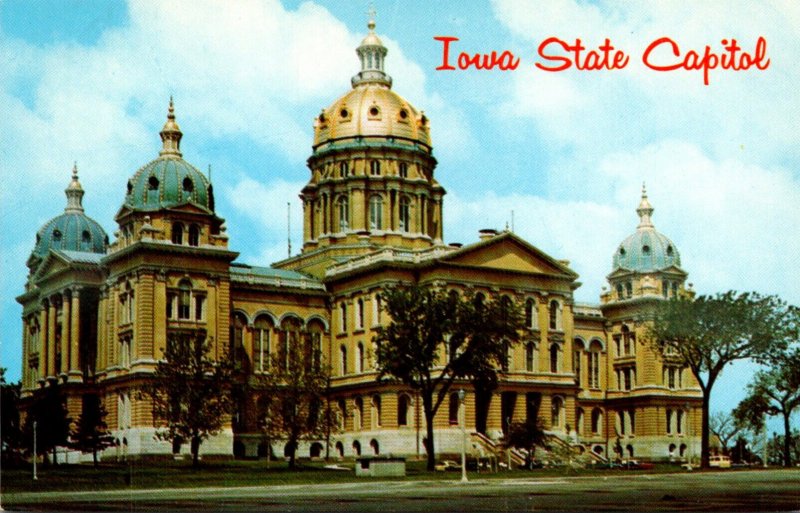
[[17, 20, 701, 463]]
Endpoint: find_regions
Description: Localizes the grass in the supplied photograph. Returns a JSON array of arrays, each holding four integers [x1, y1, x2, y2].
[[0, 458, 740, 494]]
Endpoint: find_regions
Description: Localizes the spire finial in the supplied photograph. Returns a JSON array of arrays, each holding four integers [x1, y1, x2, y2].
[[64, 162, 85, 214], [351, 5, 392, 88], [159, 96, 183, 157], [367, 4, 376, 32], [636, 182, 654, 229]]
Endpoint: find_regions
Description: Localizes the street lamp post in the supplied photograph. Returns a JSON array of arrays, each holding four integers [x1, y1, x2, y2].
[[458, 388, 467, 483], [33, 420, 38, 481], [684, 402, 692, 470]]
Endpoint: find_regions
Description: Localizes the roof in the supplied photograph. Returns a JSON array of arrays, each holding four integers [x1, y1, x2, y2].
[[230, 263, 325, 290]]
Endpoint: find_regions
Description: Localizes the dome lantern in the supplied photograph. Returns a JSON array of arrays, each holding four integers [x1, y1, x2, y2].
[[159, 96, 183, 157], [351, 15, 392, 89], [64, 162, 85, 214], [636, 183, 654, 229]]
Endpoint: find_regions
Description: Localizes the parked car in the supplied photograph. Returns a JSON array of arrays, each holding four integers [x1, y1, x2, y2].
[[435, 460, 461, 472], [709, 455, 732, 468]]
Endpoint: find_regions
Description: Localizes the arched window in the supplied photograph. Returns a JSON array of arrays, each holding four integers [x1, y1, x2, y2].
[[398, 394, 411, 427], [549, 300, 560, 330], [588, 340, 602, 388], [369, 195, 383, 230], [230, 312, 247, 365], [449, 392, 459, 425], [253, 315, 273, 373], [399, 196, 410, 232], [337, 196, 349, 231], [356, 342, 364, 373], [370, 160, 381, 175], [370, 439, 380, 455], [525, 342, 536, 372], [188, 224, 200, 246], [172, 222, 183, 245], [371, 394, 382, 429], [279, 317, 301, 371], [356, 298, 364, 330], [551, 396, 564, 429], [398, 162, 408, 178], [549, 343, 560, 373], [305, 319, 325, 371], [576, 408, 585, 435], [354, 396, 364, 430], [591, 408, 603, 435], [573, 338, 584, 386], [352, 440, 361, 456], [339, 302, 347, 333], [340, 345, 347, 375], [525, 298, 537, 329]]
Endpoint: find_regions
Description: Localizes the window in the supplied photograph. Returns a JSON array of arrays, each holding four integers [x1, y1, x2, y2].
[[339, 302, 348, 333], [551, 397, 563, 429], [178, 280, 191, 319], [629, 410, 635, 434], [339, 162, 349, 177], [501, 339, 510, 372], [182, 176, 193, 193], [279, 317, 301, 371], [573, 340, 583, 386], [371, 394, 382, 428], [356, 342, 364, 373], [253, 316, 272, 373], [231, 312, 247, 364], [399, 196, 410, 232], [148, 176, 159, 190], [549, 343, 560, 373], [356, 298, 364, 330], [677, 410, 684, 434], [370, 160, 380, 175], [525, 342, 536, 372], [188, 224, 200, 246], [337, 196, 349, 231], [626, 281, 633, 298], [618, 411, 626, 435], [617, 283, 624, 299], [340, 345, 347, 375], [398, 162, 408, 178], [354, 397, 363, 430], [338, 400, 346, 430], [588, 341, 602, 388], [549, 300, 560, 330], [369, 195, 383, 230], [449, 393, 459, 425], [576, 408, 585, 435], [525, 299, 538, 329], [306, 319, 324, 371], [591, 408, 603, 435], [398, 394, 411, 427], [666, 409, 673, 434], [372, 294, 381, 326], [119, 338, 131, 369], [172, 223, 183, 244]]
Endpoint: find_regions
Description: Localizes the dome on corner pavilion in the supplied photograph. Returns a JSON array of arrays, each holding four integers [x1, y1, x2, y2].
[[123, 99, 214, 213], [612, 186, 681, 273]]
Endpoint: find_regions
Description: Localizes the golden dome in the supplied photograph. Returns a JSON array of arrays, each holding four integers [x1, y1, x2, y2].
[[312, 19, 430, 150]]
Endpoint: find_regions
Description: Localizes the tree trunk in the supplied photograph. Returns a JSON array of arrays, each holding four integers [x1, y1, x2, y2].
[[93, 446, 98, 468], [701, 392, 710, 469], [423, 393, 436, 471], [191, 435, 200, 467], [783, 411, 792, 467], [52, 446, 58, 466]]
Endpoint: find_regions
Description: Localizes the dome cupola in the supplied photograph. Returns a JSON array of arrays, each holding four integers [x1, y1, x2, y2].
[[612, 185, 681, 273], [31, 163, 108, 261], [122, 99, 214, 214]]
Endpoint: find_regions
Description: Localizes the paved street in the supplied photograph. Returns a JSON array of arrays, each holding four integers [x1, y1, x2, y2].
[[3, 469, 800, 512]]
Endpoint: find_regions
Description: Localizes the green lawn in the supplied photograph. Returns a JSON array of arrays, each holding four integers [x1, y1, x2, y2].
[[0, 458, 715, 493]]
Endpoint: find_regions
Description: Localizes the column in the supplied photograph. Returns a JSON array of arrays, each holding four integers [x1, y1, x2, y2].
[[47, 299, 56, 378], [60, 291, 70, 375], [97, 289, 107, 372], [69, 287, 81, 380], [39, 305, 48, 381]]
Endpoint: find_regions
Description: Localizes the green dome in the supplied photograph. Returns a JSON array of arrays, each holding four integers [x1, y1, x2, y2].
[[123, 99, 215, 214], [612, 187, 681, 273], [124, 156, 212, 212], [32, 164, 108, 259], [34, 213, 108, 257]]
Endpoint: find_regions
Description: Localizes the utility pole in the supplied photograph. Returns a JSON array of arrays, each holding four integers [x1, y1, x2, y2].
[[33, 420, 38, 480]]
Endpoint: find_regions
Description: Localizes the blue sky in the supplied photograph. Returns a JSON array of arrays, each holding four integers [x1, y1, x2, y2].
[[1, 1, 798, 426]]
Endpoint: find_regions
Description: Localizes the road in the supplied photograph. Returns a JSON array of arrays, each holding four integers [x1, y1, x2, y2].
[[3, 469, 800, 512]]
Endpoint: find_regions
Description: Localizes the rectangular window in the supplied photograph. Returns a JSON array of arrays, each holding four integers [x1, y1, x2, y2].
[[194, 295, 205, 321], [340, 302, 347, 333], [588, 352, 600, 388]]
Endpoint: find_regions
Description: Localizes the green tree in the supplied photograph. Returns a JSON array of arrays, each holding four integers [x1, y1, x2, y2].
[[256, 340, 333, 469], [22, 381, 72, 466], [648, 291, 797, 468], [142, 333, 234, 467], [733, 348, 800, 467], [375, 285, 522, 471], [1, 368, 23, 466], [502, 419, 547, 464], [71, 393, 116, 467]]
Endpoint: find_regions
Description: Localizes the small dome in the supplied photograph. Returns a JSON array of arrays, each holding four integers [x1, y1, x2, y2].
[[123, 99, 213, 213], [33, 164, 108, 258], [612, 186, 681, 273], [313, 19, 430, 150]]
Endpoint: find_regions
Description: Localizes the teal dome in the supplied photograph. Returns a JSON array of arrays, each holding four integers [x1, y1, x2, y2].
[[124, 156, 212, 212], [32, 164, 108, 259], [123, 99, 214, 213], [34, 213, 108, 257], [612, 187, 681, 273]]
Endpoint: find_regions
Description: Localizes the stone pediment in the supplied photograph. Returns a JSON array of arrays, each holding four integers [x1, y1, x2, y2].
[[439, 232, 578, 279]]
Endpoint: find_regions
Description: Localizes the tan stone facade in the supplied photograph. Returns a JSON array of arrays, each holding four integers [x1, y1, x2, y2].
[[18, 20, 702, 464]]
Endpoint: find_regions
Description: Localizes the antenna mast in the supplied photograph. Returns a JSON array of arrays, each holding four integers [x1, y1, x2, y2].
[[287, 202, 292, 257]]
